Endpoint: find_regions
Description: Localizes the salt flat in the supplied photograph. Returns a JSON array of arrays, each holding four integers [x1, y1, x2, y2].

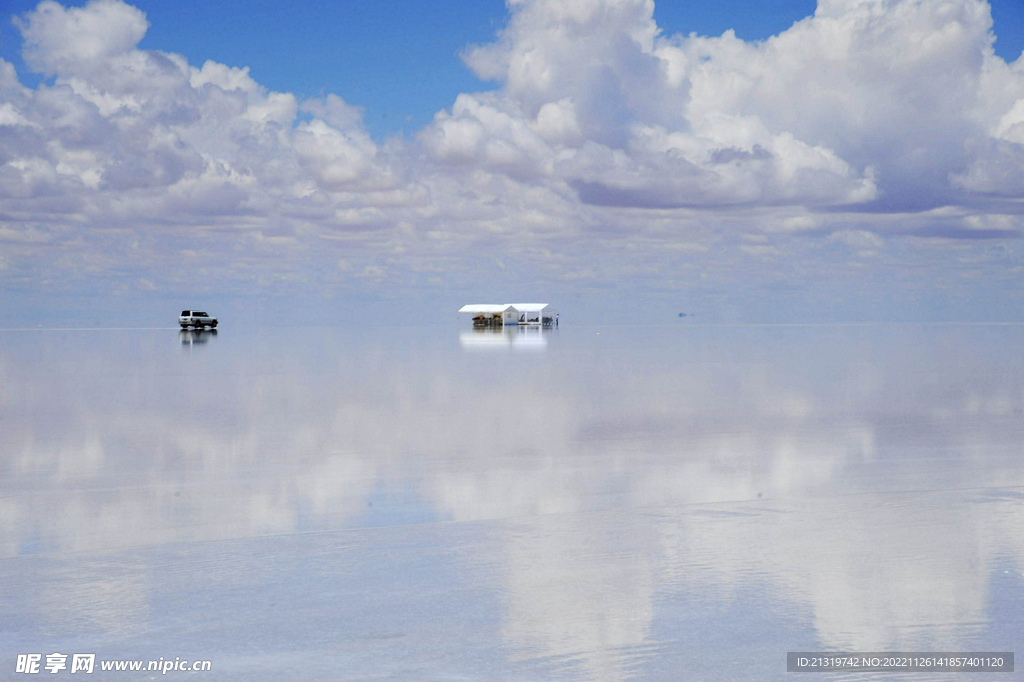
[[1, 324, 1022, 680]]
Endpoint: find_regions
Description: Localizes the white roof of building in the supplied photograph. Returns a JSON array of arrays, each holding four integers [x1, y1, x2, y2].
[[459, 303, 554, 314], [459, 304, 515, 314], [508, 303, 551, 312]]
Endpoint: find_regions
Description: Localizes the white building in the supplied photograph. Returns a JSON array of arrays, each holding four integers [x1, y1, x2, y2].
[[508, 303, 556, 326], [458, 304, 519, 327], [459, 303, 557, 327]]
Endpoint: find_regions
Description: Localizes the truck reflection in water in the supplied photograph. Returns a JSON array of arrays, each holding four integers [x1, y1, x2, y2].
[[459, 325, 553, 352], [179, 328, 217, 348]]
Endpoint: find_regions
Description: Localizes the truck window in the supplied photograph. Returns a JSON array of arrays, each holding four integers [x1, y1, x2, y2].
[[181, 310, 190, 316], [194, 312, 207, 317]]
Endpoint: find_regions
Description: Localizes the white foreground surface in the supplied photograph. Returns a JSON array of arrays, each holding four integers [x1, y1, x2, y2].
[[1, 324, 1022, 680]]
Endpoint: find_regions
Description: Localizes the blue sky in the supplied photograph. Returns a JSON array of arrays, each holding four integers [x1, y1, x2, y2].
[[1, 0, 1023, 324], [2, 0, 1021, 140]]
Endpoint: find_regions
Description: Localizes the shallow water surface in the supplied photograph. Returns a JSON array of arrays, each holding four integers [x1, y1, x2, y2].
[[1, 324, 1022, 680]]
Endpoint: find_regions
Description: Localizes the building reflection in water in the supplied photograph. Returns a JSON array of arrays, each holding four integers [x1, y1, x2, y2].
[[1, 324, 1022, 679], [459, 325, 551, 351]]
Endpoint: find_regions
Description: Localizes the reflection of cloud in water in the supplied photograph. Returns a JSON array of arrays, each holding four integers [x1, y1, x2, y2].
[[1, 325, 1023, 667], [499, 515, 657, 682], [657, 494, 1014, 651]]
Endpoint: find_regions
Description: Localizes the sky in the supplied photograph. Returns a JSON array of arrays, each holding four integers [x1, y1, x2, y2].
[[1, 0, 1023, 324]]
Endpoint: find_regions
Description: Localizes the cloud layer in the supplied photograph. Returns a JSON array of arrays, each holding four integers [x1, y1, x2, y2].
[[1, 0, 1023, 320]]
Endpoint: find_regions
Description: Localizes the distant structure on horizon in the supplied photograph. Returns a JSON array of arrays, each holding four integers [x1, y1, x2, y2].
[[459, 303, 557, 328]]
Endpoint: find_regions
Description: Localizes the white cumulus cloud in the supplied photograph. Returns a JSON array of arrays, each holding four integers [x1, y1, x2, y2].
[[0, 0, 1023, 321]]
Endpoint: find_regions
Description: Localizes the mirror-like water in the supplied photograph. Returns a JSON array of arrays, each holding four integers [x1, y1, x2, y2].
[[1, 324, 1022, 680]]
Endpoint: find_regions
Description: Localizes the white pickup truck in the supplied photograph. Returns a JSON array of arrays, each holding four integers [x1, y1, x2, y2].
[[179, 310, 218, 329]]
